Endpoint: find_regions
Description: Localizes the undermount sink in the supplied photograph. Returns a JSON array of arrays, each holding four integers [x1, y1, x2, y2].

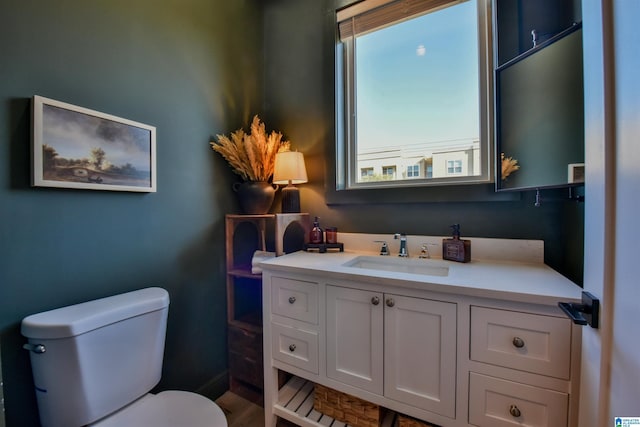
[[342, 255, 450, 277]]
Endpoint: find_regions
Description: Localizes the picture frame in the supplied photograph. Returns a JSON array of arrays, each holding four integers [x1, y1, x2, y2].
[[32, 95, 156, 192]]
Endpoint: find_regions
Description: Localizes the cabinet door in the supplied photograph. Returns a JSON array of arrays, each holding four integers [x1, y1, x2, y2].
[[326, 285, 384, 394], [384, 294, 457, 418]]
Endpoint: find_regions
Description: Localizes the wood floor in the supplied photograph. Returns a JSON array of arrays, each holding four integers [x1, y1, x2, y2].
[[215, 392, 298, 427], [215, 391, 265, 427]]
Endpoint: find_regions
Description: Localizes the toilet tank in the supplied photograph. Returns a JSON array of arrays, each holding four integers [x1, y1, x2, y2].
[[21, 287, 170, 427]]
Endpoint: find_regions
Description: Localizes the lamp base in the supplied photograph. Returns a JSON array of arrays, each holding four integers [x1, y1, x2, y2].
[[280, 185, 301, 213]]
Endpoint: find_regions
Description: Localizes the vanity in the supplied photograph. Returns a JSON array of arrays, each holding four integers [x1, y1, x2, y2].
[[261, 236, 583, 427]]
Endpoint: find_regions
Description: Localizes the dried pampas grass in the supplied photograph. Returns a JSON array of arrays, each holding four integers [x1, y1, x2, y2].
[[211, 115, 290, 181], [501, 152, 520, 180]]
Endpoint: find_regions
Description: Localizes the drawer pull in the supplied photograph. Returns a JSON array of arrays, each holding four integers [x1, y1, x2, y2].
[[512, 336, 525, 348], [386, 298, 395, 307], [509, 404, 521, 418], [289, 344, 296, 352], [371, 296, 380, 306], [288, 296, 296, 304]]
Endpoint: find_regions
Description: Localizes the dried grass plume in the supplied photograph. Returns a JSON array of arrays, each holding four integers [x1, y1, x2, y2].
[[501, 152, 520, 180], [210, 115, 290, 181]]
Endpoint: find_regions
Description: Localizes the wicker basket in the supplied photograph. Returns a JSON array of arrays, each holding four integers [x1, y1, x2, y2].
[[397, 414, 439, 427], [313, 383, 385, 427]]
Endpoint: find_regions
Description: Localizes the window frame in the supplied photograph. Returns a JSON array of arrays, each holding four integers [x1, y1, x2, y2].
[[335, 0, 494, 192]]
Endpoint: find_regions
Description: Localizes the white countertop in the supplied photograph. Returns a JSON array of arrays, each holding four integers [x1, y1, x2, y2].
[[260, 250, 583, 306]]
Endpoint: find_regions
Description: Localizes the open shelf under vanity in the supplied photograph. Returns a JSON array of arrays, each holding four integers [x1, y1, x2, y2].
[[274, 376, 397, 427]]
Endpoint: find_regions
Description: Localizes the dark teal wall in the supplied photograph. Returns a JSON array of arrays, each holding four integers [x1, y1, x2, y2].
[[0, 0, 584, 426], [0, 1, 262, 426], [262, 0, 584, 282]]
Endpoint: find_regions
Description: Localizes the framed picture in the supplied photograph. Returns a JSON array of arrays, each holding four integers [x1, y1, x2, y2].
[[32, 95, 156, 192]]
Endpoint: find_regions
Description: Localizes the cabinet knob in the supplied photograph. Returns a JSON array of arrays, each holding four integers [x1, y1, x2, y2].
[[371, 296, 380, 306], [512, 336, 525, 348], [386, 298, 395, 307], [288, 296, 296, 304], [289, 344, 296, 352], [509, 404, 521, 418]]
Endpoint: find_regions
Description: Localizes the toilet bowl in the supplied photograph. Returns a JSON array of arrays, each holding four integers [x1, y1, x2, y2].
[[89, 391, 227, 427], [21, 287, 228, 427]]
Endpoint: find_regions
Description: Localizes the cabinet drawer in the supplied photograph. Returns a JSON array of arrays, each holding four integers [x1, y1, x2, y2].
[[470, 306, 571, 379], [271, 322, 319, 374], [469, 372, 568, 427], [228, 325, 262, 361], [229, 350, 263, 388], [271, 276, 318, 324]]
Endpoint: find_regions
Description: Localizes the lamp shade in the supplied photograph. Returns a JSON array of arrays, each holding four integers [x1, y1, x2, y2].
[[273, 151, 308, 185]]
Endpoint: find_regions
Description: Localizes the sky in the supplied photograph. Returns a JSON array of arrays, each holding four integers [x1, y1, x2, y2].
[[355, 0, 480, 151]]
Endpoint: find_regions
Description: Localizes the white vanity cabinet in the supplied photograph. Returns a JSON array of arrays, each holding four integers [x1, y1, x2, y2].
[[325, 285, 456, 417], [467, 306, 574, 427], [260, 251, 582, 427]]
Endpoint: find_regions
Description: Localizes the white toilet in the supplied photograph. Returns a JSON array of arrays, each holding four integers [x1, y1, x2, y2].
[[21, 287, 228, 427]]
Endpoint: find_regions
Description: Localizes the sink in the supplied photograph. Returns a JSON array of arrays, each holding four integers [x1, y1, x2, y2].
[[342, 256, 450, 277]]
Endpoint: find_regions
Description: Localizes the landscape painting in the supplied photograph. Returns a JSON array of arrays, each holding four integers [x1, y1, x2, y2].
[[32, 96, 156, 192]]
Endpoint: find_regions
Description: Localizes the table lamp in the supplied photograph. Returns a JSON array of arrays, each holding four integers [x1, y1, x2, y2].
[[273, 151, 308, 213]]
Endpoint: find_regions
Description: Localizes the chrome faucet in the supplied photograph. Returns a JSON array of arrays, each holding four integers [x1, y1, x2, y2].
[[394, 233, 409, 257]]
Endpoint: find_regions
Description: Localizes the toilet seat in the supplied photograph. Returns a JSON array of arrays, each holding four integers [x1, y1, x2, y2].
[[89, 390, 228, 427]]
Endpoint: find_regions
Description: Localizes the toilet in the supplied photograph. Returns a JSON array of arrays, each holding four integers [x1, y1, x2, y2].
[[21, 287, 228, 427]]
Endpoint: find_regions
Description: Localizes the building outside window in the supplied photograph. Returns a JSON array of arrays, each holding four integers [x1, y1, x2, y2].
[[355, 142, 478, 181]]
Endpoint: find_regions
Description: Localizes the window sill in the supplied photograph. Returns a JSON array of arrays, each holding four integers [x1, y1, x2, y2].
[[325, 183, 521, 205]]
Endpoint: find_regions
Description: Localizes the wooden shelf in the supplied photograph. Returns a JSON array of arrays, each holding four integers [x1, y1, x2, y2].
[[274, 376, 397, 427], [225, 214, 311, 402], [229, 313, 262, 332], [228, 267, 262, 279]]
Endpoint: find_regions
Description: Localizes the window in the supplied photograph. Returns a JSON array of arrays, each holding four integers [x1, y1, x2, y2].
[[407, 164, 420, 177], [336, 0, 492, 190], [361, 167, 374, 180], [447, 159, 463, 175]]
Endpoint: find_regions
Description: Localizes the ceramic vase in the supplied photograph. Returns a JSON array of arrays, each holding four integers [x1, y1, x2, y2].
[[232, 181, 278, 214]]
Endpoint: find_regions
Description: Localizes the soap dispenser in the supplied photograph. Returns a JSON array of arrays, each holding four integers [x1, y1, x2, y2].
[[442, 224, 471, 263], [310, 216, 324, 244]]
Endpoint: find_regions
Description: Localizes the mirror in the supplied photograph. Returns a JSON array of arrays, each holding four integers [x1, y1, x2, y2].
[[496, 24, 584, 191]]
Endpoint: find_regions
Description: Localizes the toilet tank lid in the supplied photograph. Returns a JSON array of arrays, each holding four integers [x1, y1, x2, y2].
[[21, 287, 169, 339]]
